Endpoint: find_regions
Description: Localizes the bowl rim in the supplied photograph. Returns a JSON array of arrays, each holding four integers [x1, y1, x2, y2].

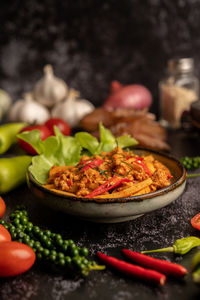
[[28, 147, 186, 204]]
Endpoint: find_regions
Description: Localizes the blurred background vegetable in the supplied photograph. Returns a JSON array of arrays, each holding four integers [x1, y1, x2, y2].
[[44, 118, 71, 136], [0, 122, 26, 154], [18, 125, 51, 155], [191, 212, 200, 231], [33, 64, 68, 108], [191, 251, 200, 284], [0, 156, 32, 194], [103, 81, 152, 111], [0, 89, 11, 122], [0, 224, 11, 242], [8, 93, 50, 124], [0, 197, 6, 219], [51, 89, 94, 127]]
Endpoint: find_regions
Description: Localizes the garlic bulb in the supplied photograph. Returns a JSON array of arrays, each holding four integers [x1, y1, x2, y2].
[[33, 65, 68, 107], [8, 93, 50, 124], [51, 89, 95, 127]]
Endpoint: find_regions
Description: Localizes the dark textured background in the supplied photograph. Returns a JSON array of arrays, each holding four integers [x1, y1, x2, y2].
[[0, 1, 200, 299], [1, 0, 200, 116]]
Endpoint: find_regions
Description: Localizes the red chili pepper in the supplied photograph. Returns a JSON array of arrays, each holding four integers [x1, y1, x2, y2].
[[54, 171, 62, 178], [122, 249, 187, 278], [86, 176, 131, 198], [67, 180, 72, 186], [97, 252, 166, 286], [167, 174, 173, 179], [135, 157, 144, 162], [134, 160, 152, 177], [81, 159, 103, 171]]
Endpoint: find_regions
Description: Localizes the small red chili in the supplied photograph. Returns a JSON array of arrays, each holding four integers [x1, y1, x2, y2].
[[81, 159, 103, 171], [67, 180, 72, 186], [122, 249, 187, 278], [134, 160, 152, 177], [86, 176, 131, 198], [97, 252, 166, 286]]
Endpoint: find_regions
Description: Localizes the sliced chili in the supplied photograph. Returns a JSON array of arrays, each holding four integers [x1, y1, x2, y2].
[[81, 159, 103, 171], [85, 176, 131, 198], [134, 159, 152, 177]]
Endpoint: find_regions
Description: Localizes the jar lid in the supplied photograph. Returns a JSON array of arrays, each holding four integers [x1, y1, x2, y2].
[[168, 58, 194, 74]]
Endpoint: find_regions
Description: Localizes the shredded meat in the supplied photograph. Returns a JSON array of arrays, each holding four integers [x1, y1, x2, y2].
[[46, 147, 172, 198]]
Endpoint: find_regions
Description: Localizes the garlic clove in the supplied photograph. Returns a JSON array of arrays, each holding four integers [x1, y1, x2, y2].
[[19, 92, 51, 124], [9, 92, 51, 124], [8, 100, 24, 122], [51, 88, 95, 127], [33, 64, 68, 107], [75, 99, 95, 121]]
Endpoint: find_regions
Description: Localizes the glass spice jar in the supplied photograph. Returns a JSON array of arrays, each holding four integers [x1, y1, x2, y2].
[[159, 58, 199, 129]]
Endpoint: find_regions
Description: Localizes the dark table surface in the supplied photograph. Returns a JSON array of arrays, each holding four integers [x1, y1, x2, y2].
[[0, 129, 200, 300]]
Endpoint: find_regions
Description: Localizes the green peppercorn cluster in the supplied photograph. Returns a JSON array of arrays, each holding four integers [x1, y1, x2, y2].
[[0, 208, 104, 277], [180, 156, 200, 170]]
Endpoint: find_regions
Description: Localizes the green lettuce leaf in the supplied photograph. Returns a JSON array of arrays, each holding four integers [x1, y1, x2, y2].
[[98, 122, 117, 152], [116, 134, 138, 148], [75, 132, 99, 154], [18, 123, 138, 185]]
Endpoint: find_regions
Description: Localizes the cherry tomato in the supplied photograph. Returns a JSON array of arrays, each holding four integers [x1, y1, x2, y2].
[[18, 125, 51, 155], [0, 225, 11, 242], [191, 212, 200, 231], [0, 241, 36, 277], [0, 196, 6, 219], [45, 118, 71, 136]]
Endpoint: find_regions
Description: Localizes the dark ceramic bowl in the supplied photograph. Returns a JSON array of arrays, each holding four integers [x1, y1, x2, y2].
[[27, 148, 186, 223]]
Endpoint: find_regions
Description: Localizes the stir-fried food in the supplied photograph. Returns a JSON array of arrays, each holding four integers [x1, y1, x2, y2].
[[45, 147, 172, 198]]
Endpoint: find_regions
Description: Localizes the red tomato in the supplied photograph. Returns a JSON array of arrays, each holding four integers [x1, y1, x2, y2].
[[0, 241, 36, 277], [18, 125, 51, 155], [0, 225, 11, 242], [45, 118, 71, 136], [191, 212, 200, 231], [0, 196, 6, 219]]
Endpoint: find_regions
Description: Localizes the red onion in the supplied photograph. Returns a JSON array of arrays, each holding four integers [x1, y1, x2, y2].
[[103, 81, 152, 111]]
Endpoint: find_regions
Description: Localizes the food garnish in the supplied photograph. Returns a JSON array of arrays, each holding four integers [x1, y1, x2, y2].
[[141, 236, 200, 255], [180, 156, 200, 170], [0, 156, 32, 194], [17, 123, 138, 185], [0, 224, 11, 242], [0, 241, 36, 277], [191, 251, 200, 284], [122, 249, 187, 278], [8, 93, 50, 124], [0, 207, 105, 277], [0, 196, 6, 219], [97, 252, 166, 286], [191, 212, 200, 231], [0, 122, 26, 154], [18, 124, 51, 155], [103, 81, 152, 111]]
